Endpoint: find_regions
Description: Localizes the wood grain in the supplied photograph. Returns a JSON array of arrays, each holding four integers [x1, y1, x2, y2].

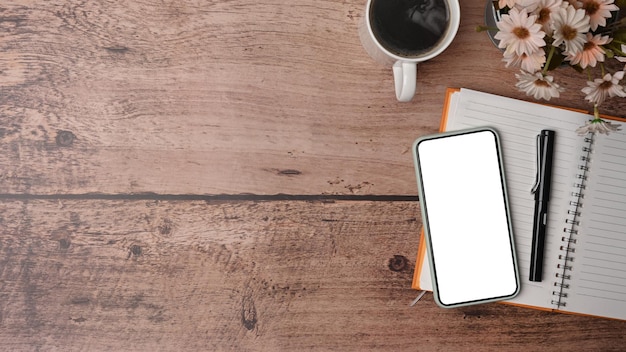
[[2, 0, 624, 195], [3, 1, 626, 350], [1, 199, 624, 351]]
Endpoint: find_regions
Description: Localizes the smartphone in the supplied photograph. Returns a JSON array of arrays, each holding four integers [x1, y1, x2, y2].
[[413, 127, 519, 308]]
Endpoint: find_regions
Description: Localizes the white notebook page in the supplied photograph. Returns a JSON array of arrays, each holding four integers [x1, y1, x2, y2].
[[564, 132, 626, 320]]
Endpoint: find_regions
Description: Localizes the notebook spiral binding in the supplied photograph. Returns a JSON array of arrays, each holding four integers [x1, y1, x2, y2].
[[551, 135, 594, 308]]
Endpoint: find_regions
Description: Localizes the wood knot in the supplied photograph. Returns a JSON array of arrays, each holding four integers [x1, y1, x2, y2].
[[59, 238, 71, 250], [104, 45, 129, 53], [157, 219, 174, 236], [129, 244, 142, 257], [55, 130, 75, 147], [241, 292, 257, 331], [278, 169, 302, 176], [388, 255, 408, 272]]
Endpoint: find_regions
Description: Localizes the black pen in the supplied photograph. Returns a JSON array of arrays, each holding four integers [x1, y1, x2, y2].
[[529, 129, 555, 282]]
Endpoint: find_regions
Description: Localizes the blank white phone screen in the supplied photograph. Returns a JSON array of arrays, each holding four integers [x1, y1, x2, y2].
[[416, 129, 518, 307]]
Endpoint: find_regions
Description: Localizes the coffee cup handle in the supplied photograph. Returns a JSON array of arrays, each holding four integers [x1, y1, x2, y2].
[[392, 61, 416, 102]]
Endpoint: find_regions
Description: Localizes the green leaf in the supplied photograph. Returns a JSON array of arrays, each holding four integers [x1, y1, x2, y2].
[[613, 28, 626, 44], [605, 48, 615, 59]]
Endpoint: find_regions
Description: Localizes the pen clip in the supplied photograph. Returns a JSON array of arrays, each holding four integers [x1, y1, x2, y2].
[[531, 133, 543, 194]]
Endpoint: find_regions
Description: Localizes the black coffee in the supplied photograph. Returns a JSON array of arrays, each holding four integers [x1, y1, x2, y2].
[[370, 0, 450, 57]]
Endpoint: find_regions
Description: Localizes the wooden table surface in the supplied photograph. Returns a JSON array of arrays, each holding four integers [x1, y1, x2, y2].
[[2, 0, 626, 350]]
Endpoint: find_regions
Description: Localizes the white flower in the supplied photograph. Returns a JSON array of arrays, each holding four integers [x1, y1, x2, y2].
[[581, 71, 626, 105], [576, 119, 622, 135], [551, 5, 590, 53], [532, 0, 566, 33], [514, 0, 541, 12], [567, 0, 582, 8], [565, 33, 611, 68], [499, 0, 518, 9], [503, 50, 547, 72], [515, 70, 565, 100], [495, 8, 546, 56], [578, 0, 619, 31], [493, 0, 626, 137]]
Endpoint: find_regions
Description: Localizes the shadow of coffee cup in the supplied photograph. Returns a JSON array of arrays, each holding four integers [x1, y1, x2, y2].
[[359, 0, 460, 102]]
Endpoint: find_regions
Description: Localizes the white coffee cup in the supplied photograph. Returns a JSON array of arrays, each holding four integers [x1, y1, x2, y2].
[[359, 0, 460, 102]]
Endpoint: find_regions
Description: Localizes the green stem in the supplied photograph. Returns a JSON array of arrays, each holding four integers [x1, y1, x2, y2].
[[542, 45, 556, 75], [593, 104, 601, 121], [601, 62, 606, 76]]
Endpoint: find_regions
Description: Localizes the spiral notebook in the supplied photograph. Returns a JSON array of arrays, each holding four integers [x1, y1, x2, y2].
[[413, 88, 626, 321]]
